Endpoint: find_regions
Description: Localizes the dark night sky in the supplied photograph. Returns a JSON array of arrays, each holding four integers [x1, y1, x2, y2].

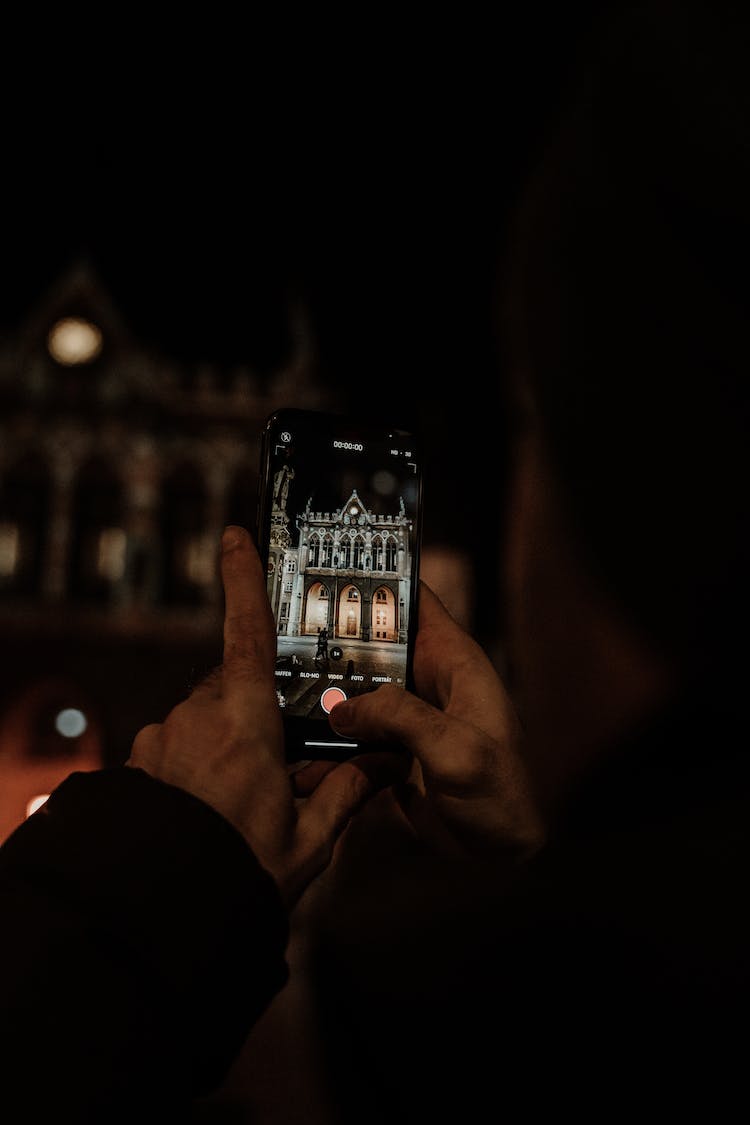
[[1, 7, 602, 600], [0, 6, 612, 672], [2, 8, 601, 394]]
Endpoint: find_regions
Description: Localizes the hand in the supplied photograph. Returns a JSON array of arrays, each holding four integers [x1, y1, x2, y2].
[[328, 581, 545, 860], [128, 526, 406, 909]]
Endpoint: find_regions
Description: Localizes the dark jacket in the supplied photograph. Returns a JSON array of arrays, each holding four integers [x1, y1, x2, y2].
[[0, 767, 289, 1123]]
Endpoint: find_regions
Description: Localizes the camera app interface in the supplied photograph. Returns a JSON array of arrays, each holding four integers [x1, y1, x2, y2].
[[264, 417, 420, 719]]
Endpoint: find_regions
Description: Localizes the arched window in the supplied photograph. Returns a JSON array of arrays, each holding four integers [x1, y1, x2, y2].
[[372, 585, 396, 641], [339, 535, 351, 568], [0, 453, 51, 598], [303, 581, 329, 635], [372, 535, 384, 571], [352, 535, 365, 569], [338, 584, 361, 638], [308, 534, 320, 567], [70, 457, 125, 604], [161, 462, 210, 606], [322, 534, 334, 567], [385, 536, 398, 571]]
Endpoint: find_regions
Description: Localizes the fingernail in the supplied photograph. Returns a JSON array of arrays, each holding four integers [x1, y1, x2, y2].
[[222, 525, 243, 550], [330, 702, 353, 732]]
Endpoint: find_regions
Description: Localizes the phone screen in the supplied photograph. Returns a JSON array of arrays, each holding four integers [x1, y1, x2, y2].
[[257, 408, 423, 758]]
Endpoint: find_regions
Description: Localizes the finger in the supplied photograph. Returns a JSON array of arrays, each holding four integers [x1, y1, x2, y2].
[[127, 722, 162, 768], [330, 683, 487, 786], [289, 760, 339, 796], [295, 754, 413, 864], [393, 781, 471, 857], [219, 526, 278, 701], [414, 581, 520, 745], [187, 665, 223, 701], [291, 751, 411, 798]]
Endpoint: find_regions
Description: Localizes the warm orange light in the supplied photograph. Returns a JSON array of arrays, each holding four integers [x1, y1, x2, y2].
[[47, 316, 103, 365], [26, 794, 50, 817], [96, 528, 127, 581], [185, 533, 216, 586], [0, 522, 19, 577]]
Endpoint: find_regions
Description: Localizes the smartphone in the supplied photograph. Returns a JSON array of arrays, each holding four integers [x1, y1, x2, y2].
[[256, 407, 424, 761]]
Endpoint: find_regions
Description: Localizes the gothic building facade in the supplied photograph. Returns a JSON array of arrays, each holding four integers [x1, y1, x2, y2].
[[267, 480, 413, 645], [0, 257, 472, 842], [0, 260, 335, 832]]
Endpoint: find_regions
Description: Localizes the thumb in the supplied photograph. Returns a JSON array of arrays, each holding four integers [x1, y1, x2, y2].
[[330, 683, 451, 764]]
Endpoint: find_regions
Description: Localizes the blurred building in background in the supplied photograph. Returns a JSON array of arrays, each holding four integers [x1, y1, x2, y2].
[[0, 259, 475, 843], [0, 260, 338, 837]]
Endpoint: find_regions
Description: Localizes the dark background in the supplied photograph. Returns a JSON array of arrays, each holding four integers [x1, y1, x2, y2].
[[1, 6, 602, 662], [2, 9, 600, 389]]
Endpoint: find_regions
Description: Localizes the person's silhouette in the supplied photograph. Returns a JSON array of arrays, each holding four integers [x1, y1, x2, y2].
[[315, 627, 329, 660]]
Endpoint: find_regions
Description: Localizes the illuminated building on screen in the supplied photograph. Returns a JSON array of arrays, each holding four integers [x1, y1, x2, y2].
[[267, 484, 413, 644]]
